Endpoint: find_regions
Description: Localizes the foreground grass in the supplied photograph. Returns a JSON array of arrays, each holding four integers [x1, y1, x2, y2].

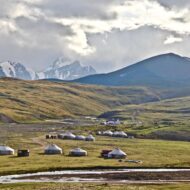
[[0, 183, 190, 190]]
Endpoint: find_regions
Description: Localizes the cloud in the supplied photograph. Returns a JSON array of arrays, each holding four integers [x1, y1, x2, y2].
[[0, 0, 189, 72], [164, 35, 183, 44]]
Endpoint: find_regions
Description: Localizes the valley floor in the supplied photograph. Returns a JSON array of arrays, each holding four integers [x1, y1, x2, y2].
[[0, 123, 190, 176]]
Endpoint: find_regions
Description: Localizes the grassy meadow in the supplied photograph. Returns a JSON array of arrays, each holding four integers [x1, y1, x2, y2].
[[0, 123, 190, 176], [0, 183, 190, 190]]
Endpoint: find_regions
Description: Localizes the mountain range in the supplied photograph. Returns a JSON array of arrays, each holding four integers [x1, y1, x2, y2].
[[75, 53, 190, 88], [0, 58, 96, 80], [1, 53, 190, 89]]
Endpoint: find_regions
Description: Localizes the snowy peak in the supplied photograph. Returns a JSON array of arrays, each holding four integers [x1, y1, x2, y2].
[[0, 58, 96, 81], [0, 61, 37, 80], [39, 58, 96, 80]]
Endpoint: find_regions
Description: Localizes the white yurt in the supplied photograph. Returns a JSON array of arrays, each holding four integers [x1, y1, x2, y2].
[[108, 148, 127, 159], [63, 132, 76, 140], [103, 130, 113, 136], [69, 148, 87, 157], [44, 144, 63, 155], [113, 131, 127, 138], [0, 145, 14, 155], [75, 135, 86, 141], [85, 135, 95, 141]]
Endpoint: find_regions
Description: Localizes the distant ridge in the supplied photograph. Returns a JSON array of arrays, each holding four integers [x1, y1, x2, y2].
[[74, 53, 190, 88]]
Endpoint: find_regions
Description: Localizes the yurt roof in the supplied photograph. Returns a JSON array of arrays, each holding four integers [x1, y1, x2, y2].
[[70, 148, 87, 153], [0, 145, 14, 152], [108, 148, 126, 156], [45, 144, 62, 151]]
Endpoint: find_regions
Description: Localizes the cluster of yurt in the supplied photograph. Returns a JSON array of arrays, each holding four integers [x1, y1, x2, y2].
[[101, 119, 121, 126], [97, 130, 127, 138], [44, 144, 88, 157], [69, 148, 87, 157], [0, 145, 14, 155], [58, 132, 95, 141]]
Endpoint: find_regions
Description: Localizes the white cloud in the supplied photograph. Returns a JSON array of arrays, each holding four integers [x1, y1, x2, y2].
[[164, 35, 183, 44], [0, 0, 190, 71]]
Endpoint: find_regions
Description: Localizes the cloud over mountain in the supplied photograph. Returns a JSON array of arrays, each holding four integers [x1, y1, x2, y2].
[[0, 0, 190, 72]]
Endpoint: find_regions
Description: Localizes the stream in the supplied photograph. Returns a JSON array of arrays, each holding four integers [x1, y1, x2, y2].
[[1, 169, 190, 184]]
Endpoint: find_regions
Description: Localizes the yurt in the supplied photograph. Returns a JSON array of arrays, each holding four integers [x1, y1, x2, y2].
[[75, 135, 86, 141], [113, 131, 127, 138], [63, 132, 76, 140], [69, 148, 87, 157], [103, 130, 113, 136], [108, 148, 127, 159], [85, 135, 95, 141], [44, 144, 63, 155], [0, 145, 14, 155]]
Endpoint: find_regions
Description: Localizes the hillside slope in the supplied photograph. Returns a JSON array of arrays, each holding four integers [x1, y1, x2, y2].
[[75, 53, 190, 88], [99, 96, 190, 140], [0, 78, 163, 123]]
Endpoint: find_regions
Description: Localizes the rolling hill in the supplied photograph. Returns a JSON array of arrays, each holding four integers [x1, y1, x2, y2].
[[74, 53, 190, 88], [0, 78, 164, 123]]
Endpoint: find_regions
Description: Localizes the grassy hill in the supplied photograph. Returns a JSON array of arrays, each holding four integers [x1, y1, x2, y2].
[[99, 96, 190, 140], [1, 77, 190, 130], [0, 78, 164, 123]]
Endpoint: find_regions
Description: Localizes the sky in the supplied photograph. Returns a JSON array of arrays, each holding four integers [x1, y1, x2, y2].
[[0, 0, 190, 72]]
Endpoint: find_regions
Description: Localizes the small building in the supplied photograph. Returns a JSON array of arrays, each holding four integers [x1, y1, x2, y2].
[[69, 148, 87, 157], [101, 150, 112, 158], [44, 144, 63, 155], [108, 148, 127, 159], [0, 145, 14, 155], [85, 135, 95, 141], [75, 135, 86, 141], [17, 149, 30, 157]]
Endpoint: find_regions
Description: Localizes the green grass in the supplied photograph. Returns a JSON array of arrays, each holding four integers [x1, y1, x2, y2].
[[0, 124, 190, 176], [0, 183, 190, 190]]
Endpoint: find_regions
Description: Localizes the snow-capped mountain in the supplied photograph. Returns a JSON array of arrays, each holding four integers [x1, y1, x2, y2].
[[0, 58, 96, 81], [38, 58, 96, 80], [0, 61, 37, 80]]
